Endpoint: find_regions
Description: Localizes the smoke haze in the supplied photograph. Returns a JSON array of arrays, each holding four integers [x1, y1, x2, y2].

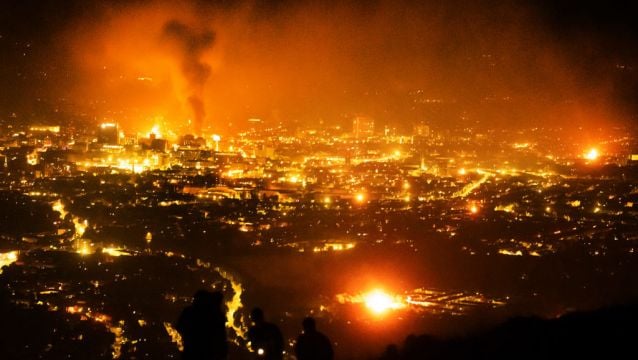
[[162, 19, 215, 134], [2, 0, 637, 133]]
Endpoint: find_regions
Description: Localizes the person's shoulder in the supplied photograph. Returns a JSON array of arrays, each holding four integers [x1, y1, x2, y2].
[[317, 331, 331, 344], [247, 325, 259, 336], [265, 322, 281, 331], [179, 305, 195, 317]]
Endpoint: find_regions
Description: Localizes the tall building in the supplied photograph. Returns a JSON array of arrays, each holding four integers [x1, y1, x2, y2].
[[352, 116, 374, 139], [97, 123, 119, 145], [413, 122, 430, 137]]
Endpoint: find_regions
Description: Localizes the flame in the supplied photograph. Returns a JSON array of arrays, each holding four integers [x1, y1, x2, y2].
[[469, 203, 479, 214], [0, 251, 19, 273], [51, 199, 68, 220], [363, 289, 405, 314], [149, 124, 162, 138], [585, 148, 599, 161], [73, 218, 88, 239], [337, 289, 406, 315]]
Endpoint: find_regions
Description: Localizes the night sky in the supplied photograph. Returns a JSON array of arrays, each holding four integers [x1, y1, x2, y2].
[[1, 0, 637, 131]]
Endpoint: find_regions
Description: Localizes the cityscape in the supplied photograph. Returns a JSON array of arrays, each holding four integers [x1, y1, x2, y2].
[[1, 0, 638, 359]]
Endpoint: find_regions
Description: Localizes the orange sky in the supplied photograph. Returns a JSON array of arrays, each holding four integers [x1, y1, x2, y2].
[[60, 0, 628, 134]]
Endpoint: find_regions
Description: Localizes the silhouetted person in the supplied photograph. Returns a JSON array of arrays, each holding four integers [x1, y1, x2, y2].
[[294, 317, 333, 360], [247, 307, 284, 360], [176, 290, 228, 360]]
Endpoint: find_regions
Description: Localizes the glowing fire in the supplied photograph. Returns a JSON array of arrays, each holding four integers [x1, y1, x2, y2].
[[337, 289, 406, 315], [363, 289, 404, 314], [51, 199, 68, 220], [469, 203, 479, 214], [0, 251, 19, 273], [149, 124, 162, 138], [584, 148, 599, 161], [73, 218, 88, 239]]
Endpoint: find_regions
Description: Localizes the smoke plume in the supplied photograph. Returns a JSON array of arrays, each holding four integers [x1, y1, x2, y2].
[[162, 20, 215, 135]]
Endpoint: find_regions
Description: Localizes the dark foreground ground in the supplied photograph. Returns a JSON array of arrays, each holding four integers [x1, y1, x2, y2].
[[380, 302, 638, 360], [2, 281, 637, 360]]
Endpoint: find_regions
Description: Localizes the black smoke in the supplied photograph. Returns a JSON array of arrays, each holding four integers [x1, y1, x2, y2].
[[162, 20, 215, 135]]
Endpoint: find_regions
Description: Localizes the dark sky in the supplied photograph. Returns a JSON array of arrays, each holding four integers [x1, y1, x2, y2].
[[1, 0, 637, 132]]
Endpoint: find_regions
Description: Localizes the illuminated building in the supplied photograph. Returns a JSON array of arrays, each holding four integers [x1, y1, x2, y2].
[[247, 118, 263, 133], [413, 122, 430, 137], [29, 125, 61, 133], [121, 133, 138, 146], [140, 133, 168, 152], [98, 123, 119, 145], [352, 116, 375, 139], [179, 134, 206, 148], [212, 134, 221, 152]]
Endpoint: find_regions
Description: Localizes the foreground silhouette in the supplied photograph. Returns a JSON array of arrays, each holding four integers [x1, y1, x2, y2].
[[247, 307, 284, 360], [382, 303, 638, 360], [294, 317, 334, 360], [176, 290, 228, 360]]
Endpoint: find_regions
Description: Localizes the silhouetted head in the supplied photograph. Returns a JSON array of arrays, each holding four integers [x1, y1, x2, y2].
[[193, 290, 224, 309], [210, 291, 224, 308], [251, 307, 265, 324], [302, 317, 316, 332], [193, 289, 212, 307]]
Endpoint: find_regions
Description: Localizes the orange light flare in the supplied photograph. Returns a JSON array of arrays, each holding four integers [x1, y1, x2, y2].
[[363, 289, 406, 315], [337, 289, 407, 316], [148, 124, 163, 139], [584, 147, 600, 161], [469, 202, 480, 215], [354, 192, 366, 204]]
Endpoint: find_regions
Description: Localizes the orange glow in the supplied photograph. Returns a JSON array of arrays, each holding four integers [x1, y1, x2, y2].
[[355, 193, 366, 203], [61, 2, 626, 133], [337, 289, 406, 315], [469, 204, 479, 214], [363, 289, 405, 315], [0, 251, 19, 273], [149, 124, 163, 138], [585, 148, 599, 161]]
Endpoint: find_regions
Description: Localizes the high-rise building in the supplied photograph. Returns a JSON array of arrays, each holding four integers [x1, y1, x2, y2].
[[97, 123, 119, 145], [413, 122, 430, 137], [352, 116, 374, 139]]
